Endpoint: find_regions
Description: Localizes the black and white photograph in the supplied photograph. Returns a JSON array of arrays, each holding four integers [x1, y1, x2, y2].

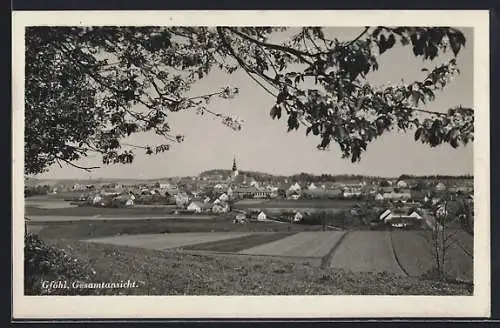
[[12, 10, 490, 319]]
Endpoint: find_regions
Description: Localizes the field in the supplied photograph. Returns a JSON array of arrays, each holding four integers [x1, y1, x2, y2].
[[181, 232, 297, 252], [29, 217, 473, 284], [27, 218, 322, 240], [85, 232, 254, 250], [27, 214, 215, 222], [25, 199, 77, 209], [233, 199, 359, 209], [32, 238, 472, 295], [240, 231, 347, 258], [391, 230, 473, 282], [25, 206, 182, 217], [25, 201, 474, 295], [329, 231, 406, 275]]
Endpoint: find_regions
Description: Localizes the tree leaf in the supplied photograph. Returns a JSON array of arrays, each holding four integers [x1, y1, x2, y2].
[[414, 127, 422, 141]]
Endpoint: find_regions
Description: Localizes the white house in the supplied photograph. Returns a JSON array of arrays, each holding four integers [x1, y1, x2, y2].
[[92, 195, 103, 205], [187, 201, 203, 213], [288, 182, 301, 192], [250, 180, 260, 188], [375, 193, 384, 201], [204, 196, 211, 204], [436, 182, 447, 192], [212, 203, 230, 213], [218, 193, 229, 202], [397, 180, 408, 189], [257, 211, 267, 221], [379, 208, 423, 224], [383, 191, 411, 201], [308, 183, 318, 191], [294, 212, 303, 222], [213, 184, 224, 191]]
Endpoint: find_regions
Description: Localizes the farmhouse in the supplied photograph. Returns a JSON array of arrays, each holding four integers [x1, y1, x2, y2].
[[212, 203, 230, 213], [396, 180, 408, 188], [294, 211, 303, 222], [257, 211, 267, 221], [379, 208, 423, 228], [187, 201, 210, 213], [383, 191, 411, 201], [308, 183, 318, 190], [233, 213, 247, 224], [91, 194, 103, 205], [234, 186, 258, 198], [288, 182, 302, 192], [218, 193, 229, 202], [253, 188, 274, 199]]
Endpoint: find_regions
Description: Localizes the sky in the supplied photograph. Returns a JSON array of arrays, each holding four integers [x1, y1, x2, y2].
[[37, 27, 474, 180]]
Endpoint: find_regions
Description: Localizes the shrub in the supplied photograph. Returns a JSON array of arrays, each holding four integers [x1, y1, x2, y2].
[[24, 233, 98, 295]]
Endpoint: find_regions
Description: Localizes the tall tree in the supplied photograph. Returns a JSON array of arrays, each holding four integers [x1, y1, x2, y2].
[[25, 26, 473, 175]]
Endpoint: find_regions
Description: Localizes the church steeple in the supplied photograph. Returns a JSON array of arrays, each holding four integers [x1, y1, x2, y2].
[[232, 157, 239, 179], [232, 157, 238, 172]]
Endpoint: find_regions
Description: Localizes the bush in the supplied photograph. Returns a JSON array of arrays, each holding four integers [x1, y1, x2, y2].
[[24, 233, 98, 295]]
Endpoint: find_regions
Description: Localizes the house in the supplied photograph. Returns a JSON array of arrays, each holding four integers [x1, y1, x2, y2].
[[396, 180, 408, 189], [379, 208, 423, 228], [72, 183, 86, 191], [249, 179, 260, 188], [257, 211, 267, 221], [187, 201, 203, 213], [288, 194, 301, 200], [213, 184, 225, 191], [234, 186, 258, 198], [204, 196, 211, 204], [288, 182, 302, 192], [435, 182, 447, 192], [175, 193, 190, 207], [91, 194, 103, 205], [343, 189, 362, 198], [219, 193, 229, 202], [383, 191, 411, 201], [308, 183, 318, 191], [212, 203, 230, 213], [374, 193, 384, 201], [253, 188, 273, 199], [233, 213, 247, 224], [294, 211, 303, 222]]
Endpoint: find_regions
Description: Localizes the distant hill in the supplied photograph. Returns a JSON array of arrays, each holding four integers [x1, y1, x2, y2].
[[199, 169, 274, 179], [24, 171, 473, 186]]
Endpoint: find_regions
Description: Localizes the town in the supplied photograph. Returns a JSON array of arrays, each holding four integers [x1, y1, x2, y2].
[[25, 158, 474, 232]]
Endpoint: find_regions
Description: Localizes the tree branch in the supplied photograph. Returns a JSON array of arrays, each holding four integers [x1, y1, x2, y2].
[[55, 156, 101, 171], [217, 27, 277, 97], [225, 27, 315, 66]]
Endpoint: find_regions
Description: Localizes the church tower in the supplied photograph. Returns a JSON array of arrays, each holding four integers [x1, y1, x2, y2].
[[232, 157, 239, 179]]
